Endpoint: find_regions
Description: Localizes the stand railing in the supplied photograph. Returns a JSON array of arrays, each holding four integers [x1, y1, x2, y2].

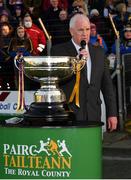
[[109, 13, 123, 130]]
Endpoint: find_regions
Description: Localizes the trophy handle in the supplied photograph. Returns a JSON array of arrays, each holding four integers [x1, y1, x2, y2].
[[14, 54, 24, 71]]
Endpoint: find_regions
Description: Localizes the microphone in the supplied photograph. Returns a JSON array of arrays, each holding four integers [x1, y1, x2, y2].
[[79, 40, 86, 59], [80, 40, 86, 50]]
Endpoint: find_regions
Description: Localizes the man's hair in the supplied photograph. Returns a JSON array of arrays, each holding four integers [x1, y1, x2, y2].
[[69, 13, 89, 28]]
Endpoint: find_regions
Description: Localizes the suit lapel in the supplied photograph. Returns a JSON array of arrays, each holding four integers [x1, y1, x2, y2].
[[65, 41, 78, 57]]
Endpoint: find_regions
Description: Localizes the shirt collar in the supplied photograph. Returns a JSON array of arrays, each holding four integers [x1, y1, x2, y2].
[[71, 38, 81, 53], [71, 38, 89, 54]]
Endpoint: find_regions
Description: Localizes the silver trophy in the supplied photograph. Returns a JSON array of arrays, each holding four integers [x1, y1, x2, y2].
[[15, 56, 77, 126], [23, 56, 74, 103]]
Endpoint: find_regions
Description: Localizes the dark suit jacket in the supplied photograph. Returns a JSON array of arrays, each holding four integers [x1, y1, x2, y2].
[[51, 41, 117, 121]]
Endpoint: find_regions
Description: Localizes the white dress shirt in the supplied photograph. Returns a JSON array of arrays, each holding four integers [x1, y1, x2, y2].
[[71, 39, 91, 83]]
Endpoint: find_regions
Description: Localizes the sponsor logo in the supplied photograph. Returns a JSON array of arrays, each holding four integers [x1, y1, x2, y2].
[[0, 92, 10, 101], [0, 91, 32, 113], [2, 138, 72, 178]]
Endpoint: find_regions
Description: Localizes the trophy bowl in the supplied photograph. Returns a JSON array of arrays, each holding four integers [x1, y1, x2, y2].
[[23, 56, 74, 103], [21, 56, 76, 126], [24, 56, 74, 83]]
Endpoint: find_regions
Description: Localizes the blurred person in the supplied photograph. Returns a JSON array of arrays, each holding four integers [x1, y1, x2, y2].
[[51, 9, 71, 44], [12, 5, 23, 27], [0, 9, 17, 28], [90, 8, 100, 17], [42, 0, 68, 12], [23, 0, 42, 21], [89, 23, 108, 53], [88, 1, 114, 58], [111, 23, 131, 54], [113, 0, 127, 6], [23, 13, 46, 55], [113, 3, 130, 34], [23, 0, 42, 10], [88, 0, 105, 15], [71, 0, 89, 15], [51, 13, 118, 131], [0, 22, 14, 56], [0, 35, 4, 89], [43, 0, 62, 23], [0, 0, 5, 12], [6, 0, 23, 16], [103, 0, 117, 18], [42, 0, 62, 39], [59, 9, 68, 20], [126, 0, 131, 13], [102, 0, 117, 51], [0, 22, 15, 89], [89, 9, 105, 34], [8, 25, 39, 90], [0, 9, 9, 23], [89, 8, 109, 46], [8, 26, 33, 58], [58, 0, 68, 9]]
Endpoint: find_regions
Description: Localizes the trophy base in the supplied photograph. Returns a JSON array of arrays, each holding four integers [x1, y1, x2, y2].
[[23, 102, 75, 127]]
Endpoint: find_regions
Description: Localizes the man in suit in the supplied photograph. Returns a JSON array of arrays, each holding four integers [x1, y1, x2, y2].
[[51, 13, 118, 131]]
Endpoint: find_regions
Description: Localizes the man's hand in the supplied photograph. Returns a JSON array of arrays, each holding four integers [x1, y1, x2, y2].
[[107, 116, 118, 132], [79, 49, 88, 59]]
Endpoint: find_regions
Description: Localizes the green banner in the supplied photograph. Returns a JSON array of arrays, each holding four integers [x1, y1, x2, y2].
[[0, 125, 102, 179]]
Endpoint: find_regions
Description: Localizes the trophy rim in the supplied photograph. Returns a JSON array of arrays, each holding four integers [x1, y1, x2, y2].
[[23, 56, 76, 66], [23, 56, 76, 63], [23, 56, 75, 58]]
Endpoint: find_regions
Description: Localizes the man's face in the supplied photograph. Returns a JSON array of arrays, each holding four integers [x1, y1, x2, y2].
[[69, 17, 90, 46], [17, 28, 25, 38], [59, 10, 67, 21], [15, 9, 22, 16], [124, 31, 131, 39], [50, 0, 58, 8], [23, 16, 32, 28], [1, 25, 10, 36], [0, 15, 8, 23]]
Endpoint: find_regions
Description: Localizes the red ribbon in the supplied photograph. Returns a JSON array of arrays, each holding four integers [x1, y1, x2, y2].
[[16, 60, 26, 112]]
